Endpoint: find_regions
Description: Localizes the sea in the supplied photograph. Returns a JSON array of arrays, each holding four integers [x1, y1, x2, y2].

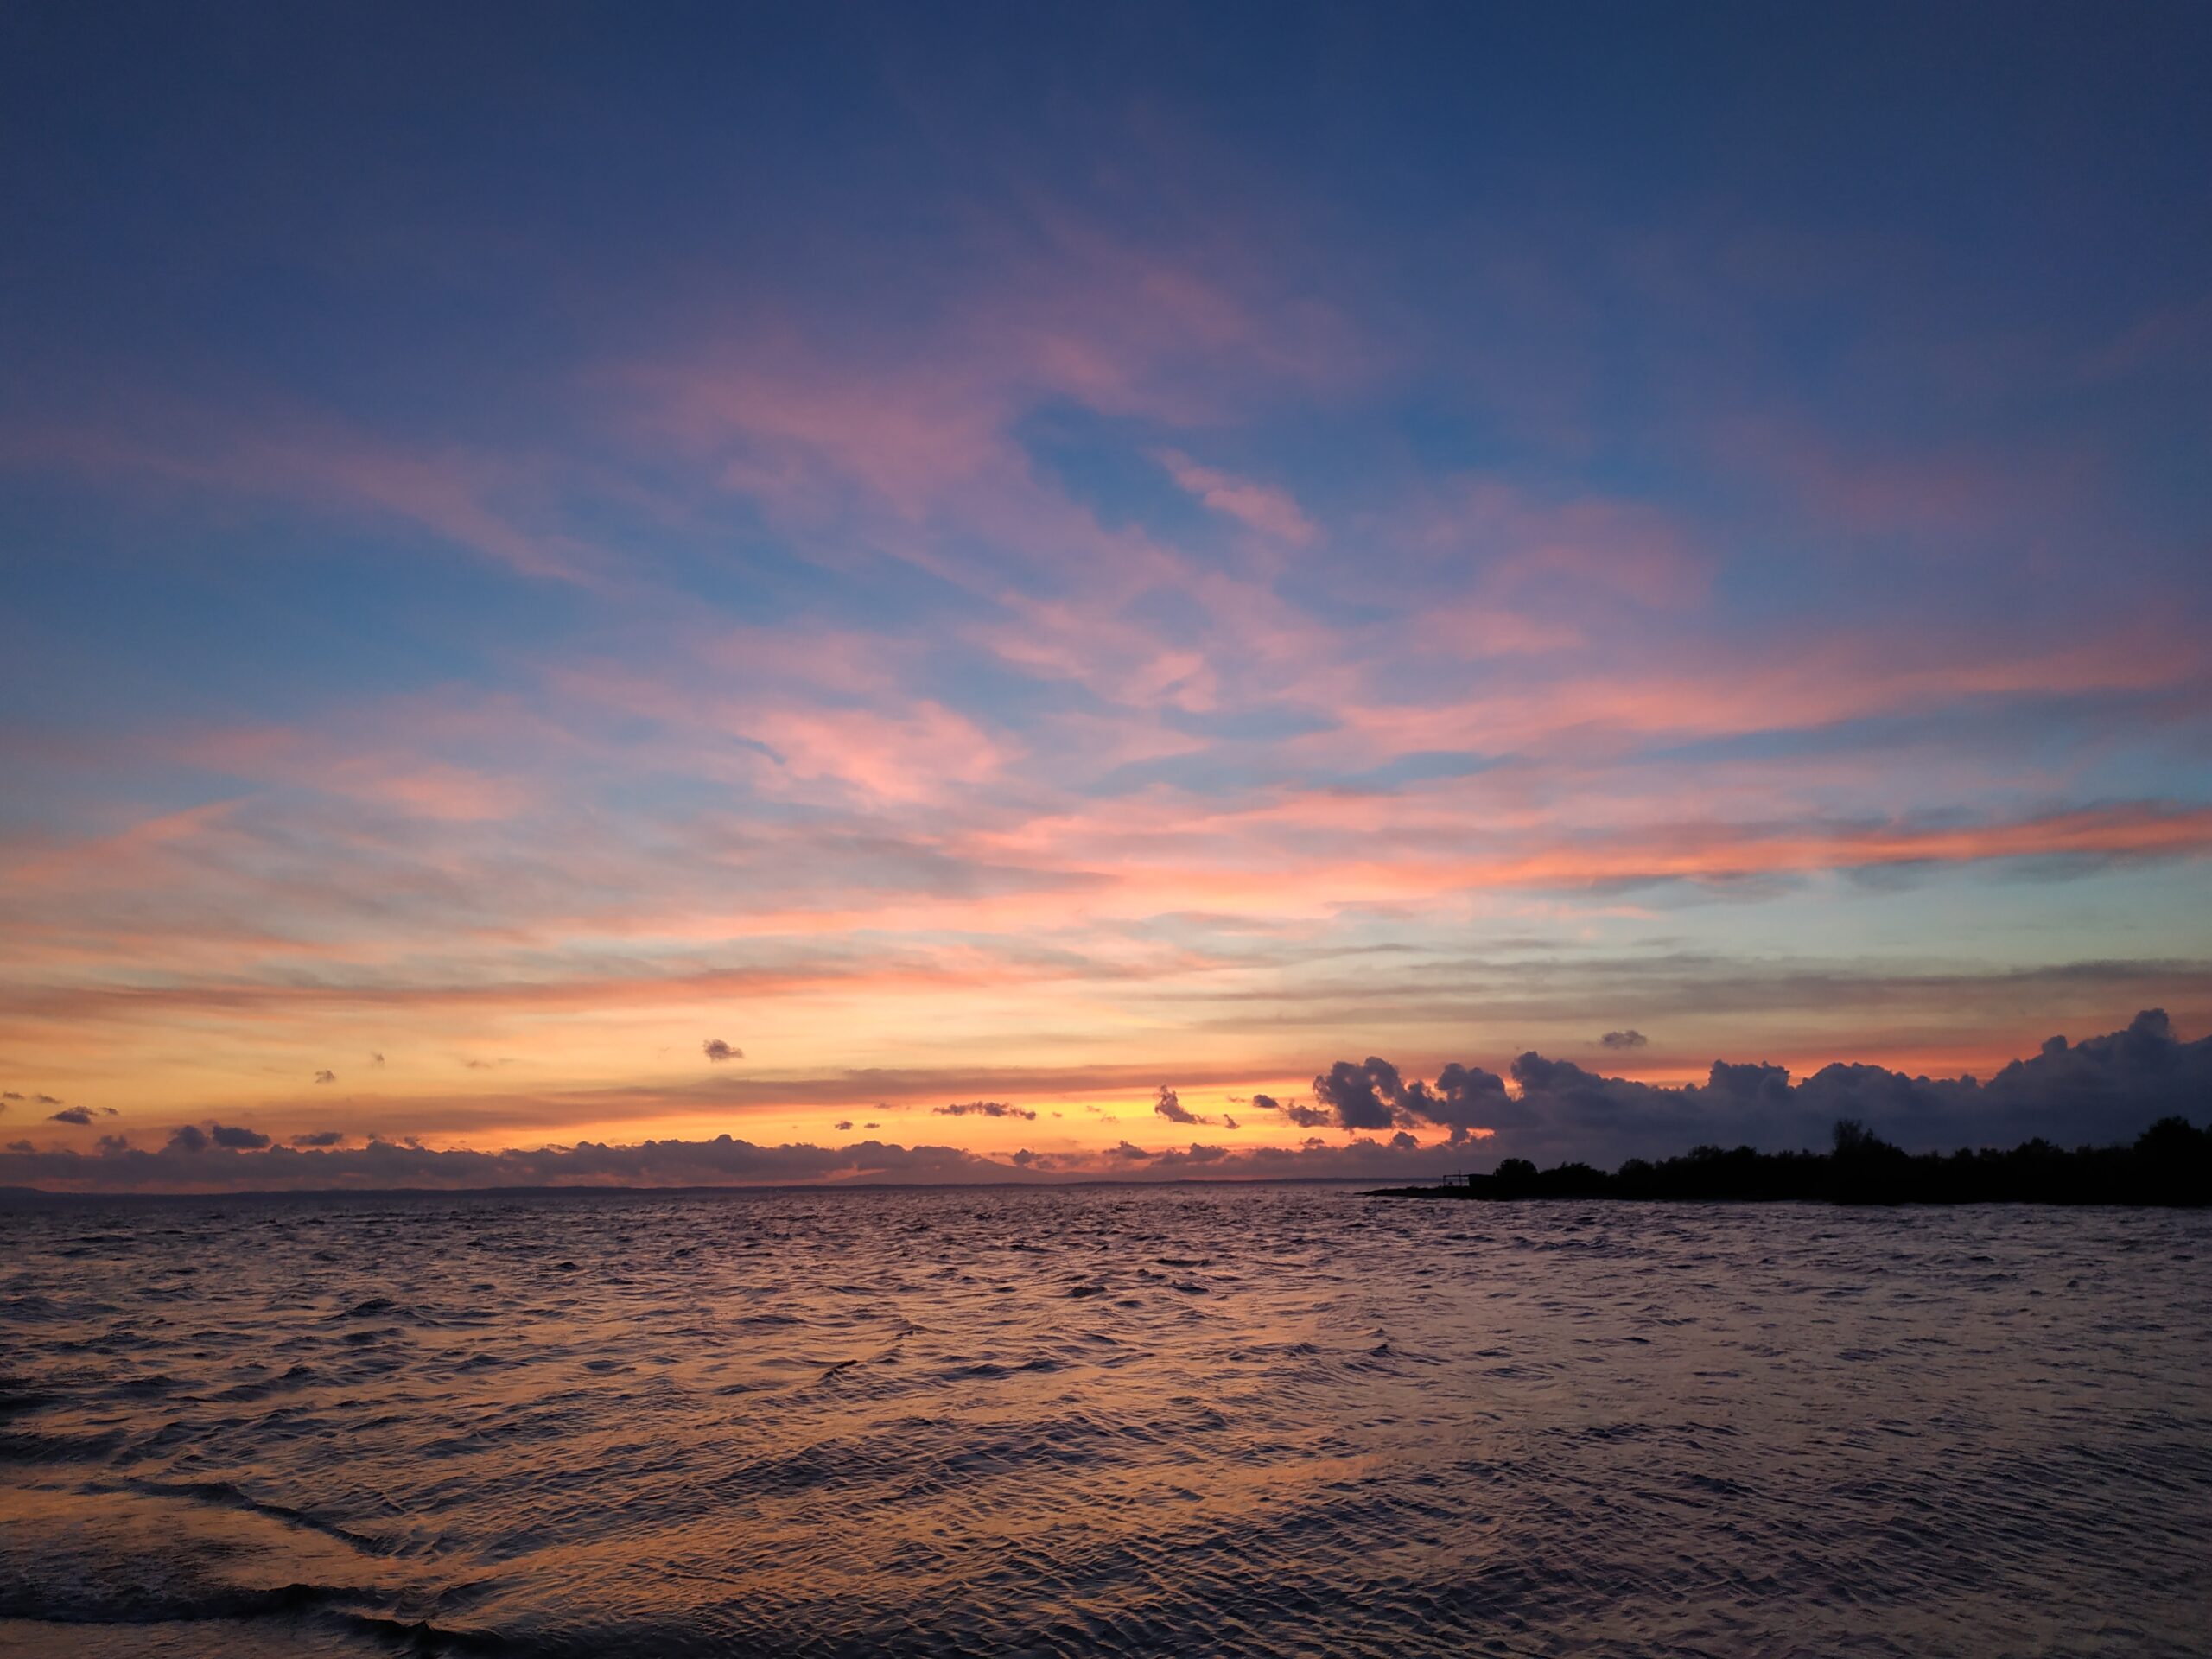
[[2, 1185, 2206, 1656]]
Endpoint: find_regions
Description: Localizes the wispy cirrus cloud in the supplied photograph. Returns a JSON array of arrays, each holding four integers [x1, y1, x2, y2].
[[2, 12, 2207, 1166], [1156, 451, 1318, 545], [0, 404, 603, 586]]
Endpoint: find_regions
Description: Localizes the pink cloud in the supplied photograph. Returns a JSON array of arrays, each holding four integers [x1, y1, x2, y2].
[[746, 702, 1019, 803], [1707, 415, 2096, 541], [1319, 620, 2202, 764], [185, 726, 536, 823], [0, 406, 600, 585], [1421, 477, 1713, 609], [2085, 291, 2212, 380], [1157, 450, 1318, 545]]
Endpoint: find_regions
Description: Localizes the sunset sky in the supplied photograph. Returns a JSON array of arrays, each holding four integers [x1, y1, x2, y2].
[[3, 6, 2209, 1186]]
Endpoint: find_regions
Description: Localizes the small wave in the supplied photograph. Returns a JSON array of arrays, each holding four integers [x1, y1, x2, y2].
[[0, 1382, 60, 1417], [2, 1185, 2204, 1658], [117, 1478, 394, 1556], [0, 1576, 369, 1626], [0, 1427, 129, 1464]]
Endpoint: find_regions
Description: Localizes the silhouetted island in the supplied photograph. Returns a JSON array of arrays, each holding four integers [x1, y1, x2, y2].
[[1369, 1117, 2212, 1205]]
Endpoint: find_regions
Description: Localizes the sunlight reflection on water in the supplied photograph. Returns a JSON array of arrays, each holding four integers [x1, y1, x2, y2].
[[3, 1185, 2207, 1656]]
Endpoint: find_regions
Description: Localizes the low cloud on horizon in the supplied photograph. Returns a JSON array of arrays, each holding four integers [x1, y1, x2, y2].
[[4, 11, 2209, 1218], [1293, 1009, 2212, 1169], [3, 1013, 2205, 1196]]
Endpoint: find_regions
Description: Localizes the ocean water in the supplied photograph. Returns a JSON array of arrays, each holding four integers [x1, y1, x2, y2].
[[2, 1185, 2206, 1657]]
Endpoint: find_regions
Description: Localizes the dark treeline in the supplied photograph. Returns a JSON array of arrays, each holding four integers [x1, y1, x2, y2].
[[1372, 1117, 2212, 1205]]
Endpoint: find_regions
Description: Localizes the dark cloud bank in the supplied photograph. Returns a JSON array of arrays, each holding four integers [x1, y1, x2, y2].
[[2, 1013, 2204, 1195], [1299, 1010, 2211, 1168]]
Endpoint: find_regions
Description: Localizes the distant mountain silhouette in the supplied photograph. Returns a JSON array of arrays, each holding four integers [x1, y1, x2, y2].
[[1370, 1117, 2212, 1205]]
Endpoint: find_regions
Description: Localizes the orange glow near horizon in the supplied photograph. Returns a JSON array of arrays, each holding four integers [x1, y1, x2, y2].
[[3, 17, 2209, 1189]]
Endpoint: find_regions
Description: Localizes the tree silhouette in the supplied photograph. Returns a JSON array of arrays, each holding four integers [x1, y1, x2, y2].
[[1374, 1116, 2212, 1205]]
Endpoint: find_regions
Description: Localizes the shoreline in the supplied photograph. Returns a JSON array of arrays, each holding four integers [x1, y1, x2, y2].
[[1365, 1185, 2210, 1207], [1363, 1116, 2212, 1208]]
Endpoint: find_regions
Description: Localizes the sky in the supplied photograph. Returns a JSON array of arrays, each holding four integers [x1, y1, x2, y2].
[[3, 3, 2209, 1190]]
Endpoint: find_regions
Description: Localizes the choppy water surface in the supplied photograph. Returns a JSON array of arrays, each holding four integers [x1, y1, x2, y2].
[[2, 1186, 2206, 1657]]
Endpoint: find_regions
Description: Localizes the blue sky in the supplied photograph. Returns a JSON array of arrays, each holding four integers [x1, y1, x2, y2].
[[2, 3, 2209, 1184]]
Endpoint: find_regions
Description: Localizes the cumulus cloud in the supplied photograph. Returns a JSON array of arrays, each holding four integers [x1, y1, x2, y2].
[[1306, 1056, 1510, 1142], [369, 1052, 385, 1066], [1, 1091, 21, 1100], [1249, 1090, 1332, 1128], [1411, 1064, 1510, 1136], [144, 1122, 272, 1154], [702, 1039, 742, 1063], [1153, 1084, 1237, 1128], [1705, 1059, 1793, 1106], [35, 1094, 61, 1105], [4, 1014, 2202, 1193], [48, 1107, 94, 1125], [1153, 1084, 1201, 1125], [1311, 1058, 1408, 1130], [1146, 1141, 1232, 1169], [291, 1130, 346, 1147], [1313, 1009, 2212, 1168], [835, 1119, 853, 1131], [314, 1070, 337, 1084], [933, 1100, 1037, 1120], [1601, 1030, 1649, 1050]]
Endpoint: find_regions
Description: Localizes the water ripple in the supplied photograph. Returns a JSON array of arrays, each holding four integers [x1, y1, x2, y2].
[[0, 1188, 2206, 1656]]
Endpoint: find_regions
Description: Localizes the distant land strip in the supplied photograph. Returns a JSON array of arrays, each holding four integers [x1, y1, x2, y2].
[[1369, 1118, 2212, 1206]]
